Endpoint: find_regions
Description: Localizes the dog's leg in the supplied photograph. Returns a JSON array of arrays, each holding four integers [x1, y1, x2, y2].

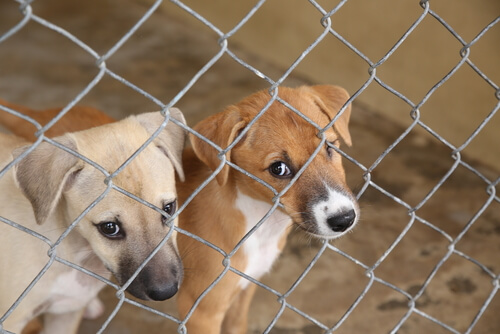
[[178, 292, 227, 334], [178, 273, 244, 334], [221, 284, 258, 334], [39, 310, 84, 334]]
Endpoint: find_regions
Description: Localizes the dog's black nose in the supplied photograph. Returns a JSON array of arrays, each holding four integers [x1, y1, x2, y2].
[[147, 281, 179, 301], [327, 209, 356, 232]]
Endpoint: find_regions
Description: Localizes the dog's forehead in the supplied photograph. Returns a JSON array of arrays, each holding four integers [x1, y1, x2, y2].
[[114, 146, 176, 198], [75, 120, 157, 167], [248, 101, 337, 143], [72, 121, 176, 200], [241, 88, 336, 134]]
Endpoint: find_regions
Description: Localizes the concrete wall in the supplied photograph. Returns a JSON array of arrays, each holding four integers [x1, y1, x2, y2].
[[162, 0, 500, 170]]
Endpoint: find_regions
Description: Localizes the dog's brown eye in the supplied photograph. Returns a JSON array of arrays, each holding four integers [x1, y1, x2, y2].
[[269, 161, 292, 179], [163, 200, 177, 222], [98, 222, 123, 239]]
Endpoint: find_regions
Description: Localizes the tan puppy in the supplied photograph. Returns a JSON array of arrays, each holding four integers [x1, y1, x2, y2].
[[176, 85, 358, 333], [0, 106, 186, 333]]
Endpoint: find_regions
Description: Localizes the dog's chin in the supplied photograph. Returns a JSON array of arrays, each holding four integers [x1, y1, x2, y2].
[[294, 220, 355, 240], [309, 229, 353, 240]]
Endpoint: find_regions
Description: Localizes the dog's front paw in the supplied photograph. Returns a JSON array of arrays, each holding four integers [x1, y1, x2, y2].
[[83, 298, 105, 319]]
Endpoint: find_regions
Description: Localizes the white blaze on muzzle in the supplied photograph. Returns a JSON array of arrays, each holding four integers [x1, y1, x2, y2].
[[311, 185, 358, 239]]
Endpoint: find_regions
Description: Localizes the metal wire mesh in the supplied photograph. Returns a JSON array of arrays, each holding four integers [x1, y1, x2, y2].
[[0, 0, 499, 333]]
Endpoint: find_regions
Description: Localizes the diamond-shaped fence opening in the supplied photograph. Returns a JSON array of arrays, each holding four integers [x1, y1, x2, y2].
[[0, 0, 498, 333]]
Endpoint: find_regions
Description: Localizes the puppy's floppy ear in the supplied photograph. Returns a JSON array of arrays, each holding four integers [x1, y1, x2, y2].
[[190, 106, 246, 186], [310, 85, 353, 147], [13, 136, 82, 225], [136, 109, 187, 182]]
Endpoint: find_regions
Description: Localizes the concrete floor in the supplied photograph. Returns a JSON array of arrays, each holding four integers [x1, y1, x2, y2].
[[0, 1, 499, 333]]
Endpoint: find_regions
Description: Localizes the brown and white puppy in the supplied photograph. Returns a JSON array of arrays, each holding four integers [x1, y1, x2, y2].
[[176, 85, 358, 333], [0, 106, 185, 334]]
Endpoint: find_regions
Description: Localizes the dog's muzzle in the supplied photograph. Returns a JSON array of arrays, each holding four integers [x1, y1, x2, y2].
[[117, 241, 183, 301], [122, 263, 182, 301], [307, 186, 359, 238]]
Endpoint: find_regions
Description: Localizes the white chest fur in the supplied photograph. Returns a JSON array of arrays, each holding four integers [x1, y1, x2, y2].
[[46, 269, 105, 315], [234, 191, 291, 289], [43, 249, 108, 316]]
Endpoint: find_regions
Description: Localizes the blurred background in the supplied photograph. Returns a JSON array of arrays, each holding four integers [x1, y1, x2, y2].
[[0, 0, 499, 333]]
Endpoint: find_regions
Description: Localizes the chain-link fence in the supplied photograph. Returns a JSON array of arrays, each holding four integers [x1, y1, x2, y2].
[[0, 0, 499, 333]]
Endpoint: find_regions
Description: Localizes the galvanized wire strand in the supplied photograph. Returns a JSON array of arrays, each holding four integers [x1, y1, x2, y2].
[[227, 199, 282, 258], [452, 183, 497, 248], [98, 0, 164, 65], [454, 101, 500, 154], [54, 257, 117, 289], [327, 271, 376, 333], [273, 15, 332, 88], [465, 278, 500, 334], [219, 0, 267, 42], [0, 217, 52, 246], [406, 308, 462, 334], [0, 103, 42, 131], [310, 0, 373, 66], [411, 152, 462, 212], [167, 40, 228, 109], [170, 0, 224, 37], [285, 301, 329, 331], [123, 298, 181, 324], [34, 65, 106, 137], [0, 2, 31, 43], [262, 301, 287, 334], [0, 134, 45, 179], [29, 13, 101, 59], [178, 259, 232, 331], [369, 213, 417, 271], [453, 249, 497, 280], [225, 48, 273, 83], [318, 0, 349, 19], [284, 240, 329, 299], [367, 1, 430, 71], [0, 252, 56, 324], [413, 215, 454, 243], [467, 57, 500, 94], [366, 111, 421, 174], [104, 68, 165, 108], [97, 296, 125, 334]]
